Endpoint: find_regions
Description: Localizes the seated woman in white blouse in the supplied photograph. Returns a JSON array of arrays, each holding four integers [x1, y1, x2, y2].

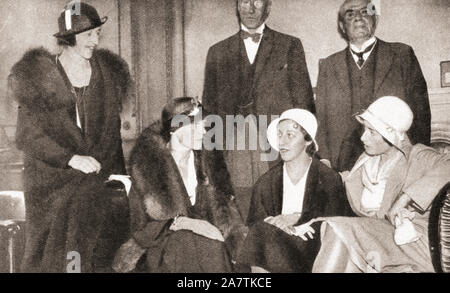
[[236, 109, 353, 273]]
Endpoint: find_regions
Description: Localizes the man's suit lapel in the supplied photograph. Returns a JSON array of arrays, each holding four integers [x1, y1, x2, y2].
[[227, 32, 241, 70], [331, 50, 353, 117], [332, 50, 352, 99], [331, 39, 395, 112], [251, 27, 275, 94], [374, 39, 395, 95], [227, 33, 243, 113]]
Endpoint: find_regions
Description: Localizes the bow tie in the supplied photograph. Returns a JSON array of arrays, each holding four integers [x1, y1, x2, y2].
[[351, 42, 376, 67], [240, 31, 262, 43]]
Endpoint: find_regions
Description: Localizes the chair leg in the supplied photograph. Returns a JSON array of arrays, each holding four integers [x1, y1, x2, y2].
[[1, 222, 21, 273], [8, 237, 14, 273]]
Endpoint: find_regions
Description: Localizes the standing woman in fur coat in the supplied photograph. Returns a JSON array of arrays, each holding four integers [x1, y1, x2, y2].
[[8, 2, 131, 272], [113, 97, 246, 273]]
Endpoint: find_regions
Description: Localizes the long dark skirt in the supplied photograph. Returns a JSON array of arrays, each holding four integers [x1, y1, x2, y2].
[[237, 221, 321, 273], [21, 175, 129, 273], [145, 230, 233, 273]]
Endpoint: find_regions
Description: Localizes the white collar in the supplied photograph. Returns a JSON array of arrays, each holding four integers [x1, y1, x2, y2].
[[283, 160, 312, 186], [281, 161, 312, 215], [241, 23, 265, 34], [350, 37, 377, 53], [171, 149, 193, 165], [171, 149, 197, 205]]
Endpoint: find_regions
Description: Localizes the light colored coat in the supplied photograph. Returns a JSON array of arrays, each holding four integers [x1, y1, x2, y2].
[[346, 141, 450, 237], [314, 140, 450, 273]]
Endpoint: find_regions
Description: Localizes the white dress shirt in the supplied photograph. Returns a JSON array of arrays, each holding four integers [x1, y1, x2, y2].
[[241, 23, 265, 64], [349, 37, 377, 69], [172, 150, 198, 206], [281, 162, 311, 215]]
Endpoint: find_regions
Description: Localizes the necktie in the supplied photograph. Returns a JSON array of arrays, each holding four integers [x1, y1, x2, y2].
[[240, 30, 262, 43], [351, 42, 376, 67]]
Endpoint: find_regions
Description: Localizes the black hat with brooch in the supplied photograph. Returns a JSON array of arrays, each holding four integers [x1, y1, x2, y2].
[[54, 1, 107, 38], [161, 97, 209, 142]]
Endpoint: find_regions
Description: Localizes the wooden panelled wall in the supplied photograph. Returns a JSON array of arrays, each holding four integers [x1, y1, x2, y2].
[[130, 0, 186, 130]]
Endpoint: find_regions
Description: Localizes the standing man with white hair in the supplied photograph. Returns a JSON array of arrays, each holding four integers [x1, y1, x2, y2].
[[315, 0, 431, 172], [202, 0, 314, 221]]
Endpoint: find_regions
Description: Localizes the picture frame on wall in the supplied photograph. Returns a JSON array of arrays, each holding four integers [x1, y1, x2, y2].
[[441, 61, 450, 87]]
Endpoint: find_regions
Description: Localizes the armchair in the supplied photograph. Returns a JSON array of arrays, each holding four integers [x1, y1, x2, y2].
[[429, 182, 450, 273]]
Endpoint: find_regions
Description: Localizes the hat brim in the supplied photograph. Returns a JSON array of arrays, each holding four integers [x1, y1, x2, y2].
[[267, 117, 319, 152], [356, 111, 401, 149], [53, 16, 108, 38]]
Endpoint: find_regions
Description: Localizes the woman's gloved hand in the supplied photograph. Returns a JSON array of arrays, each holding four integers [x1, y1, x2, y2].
[[288, 219, 316, 241], [170, 216, 225, 242]]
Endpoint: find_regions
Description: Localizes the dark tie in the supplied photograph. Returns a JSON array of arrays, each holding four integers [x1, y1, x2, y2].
[[240, 30, 262, 43], [351, 42, 376, 67]]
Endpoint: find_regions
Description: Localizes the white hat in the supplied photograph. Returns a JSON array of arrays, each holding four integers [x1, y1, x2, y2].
[[356, 96, 413, 149], [267, 109, 318, 152]]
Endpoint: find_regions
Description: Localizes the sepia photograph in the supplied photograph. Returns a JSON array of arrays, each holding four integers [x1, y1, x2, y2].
[[0, 0, 449, 278]]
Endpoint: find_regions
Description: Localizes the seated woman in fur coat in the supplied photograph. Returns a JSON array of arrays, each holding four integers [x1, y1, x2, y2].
[[237, 109, 353, 273], [9, 2, 130, 272], [113, 97, 246, 273]]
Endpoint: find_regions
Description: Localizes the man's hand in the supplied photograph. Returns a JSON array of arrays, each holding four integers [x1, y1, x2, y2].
[[170, 216, 225, 242], [68, 155, 101, 174], [264, 213, 301, 231], [387, 193, 412, 225]]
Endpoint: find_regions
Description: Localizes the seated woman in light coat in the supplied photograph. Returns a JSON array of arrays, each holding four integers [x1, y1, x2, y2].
[[311, 96, 450, 273], [113, 97, 246, 273], [237, 109, 353, 273]]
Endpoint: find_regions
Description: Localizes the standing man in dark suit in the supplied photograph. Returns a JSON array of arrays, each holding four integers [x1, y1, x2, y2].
[[316, 0, 431, 171], [202, 0, 314, 221]]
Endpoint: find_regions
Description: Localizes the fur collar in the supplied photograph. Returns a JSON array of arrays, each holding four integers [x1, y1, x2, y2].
[[128, 123, 247, 259], [129, 122, 232, 222], [9, 47, 131, 111], [130, 122, 196, 220]]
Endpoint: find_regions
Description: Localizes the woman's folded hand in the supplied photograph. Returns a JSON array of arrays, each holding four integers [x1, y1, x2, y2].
[[264, 213, 301, 231], [170, 216, 225, 242], [68, 155, 101, 174], [387, 193, 412, 225]]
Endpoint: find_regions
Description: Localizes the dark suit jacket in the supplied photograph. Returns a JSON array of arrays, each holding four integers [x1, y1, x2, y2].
[[202, 26, 314, 117], [316, 39, 431, 171], [246, 158, 353, 226]]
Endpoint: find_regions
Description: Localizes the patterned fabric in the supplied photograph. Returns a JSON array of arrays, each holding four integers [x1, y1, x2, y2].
[[439, 185, 450, 272]]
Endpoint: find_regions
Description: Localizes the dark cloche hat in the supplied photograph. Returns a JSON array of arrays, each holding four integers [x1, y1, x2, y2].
[[54, 1, 107, 38], [160, 97, 209, 141]]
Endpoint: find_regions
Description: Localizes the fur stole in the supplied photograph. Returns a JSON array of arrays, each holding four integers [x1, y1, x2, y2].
[[121, 123, 248, 266], [9, 47, 131, 112], [129, 122, 232, 222]]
